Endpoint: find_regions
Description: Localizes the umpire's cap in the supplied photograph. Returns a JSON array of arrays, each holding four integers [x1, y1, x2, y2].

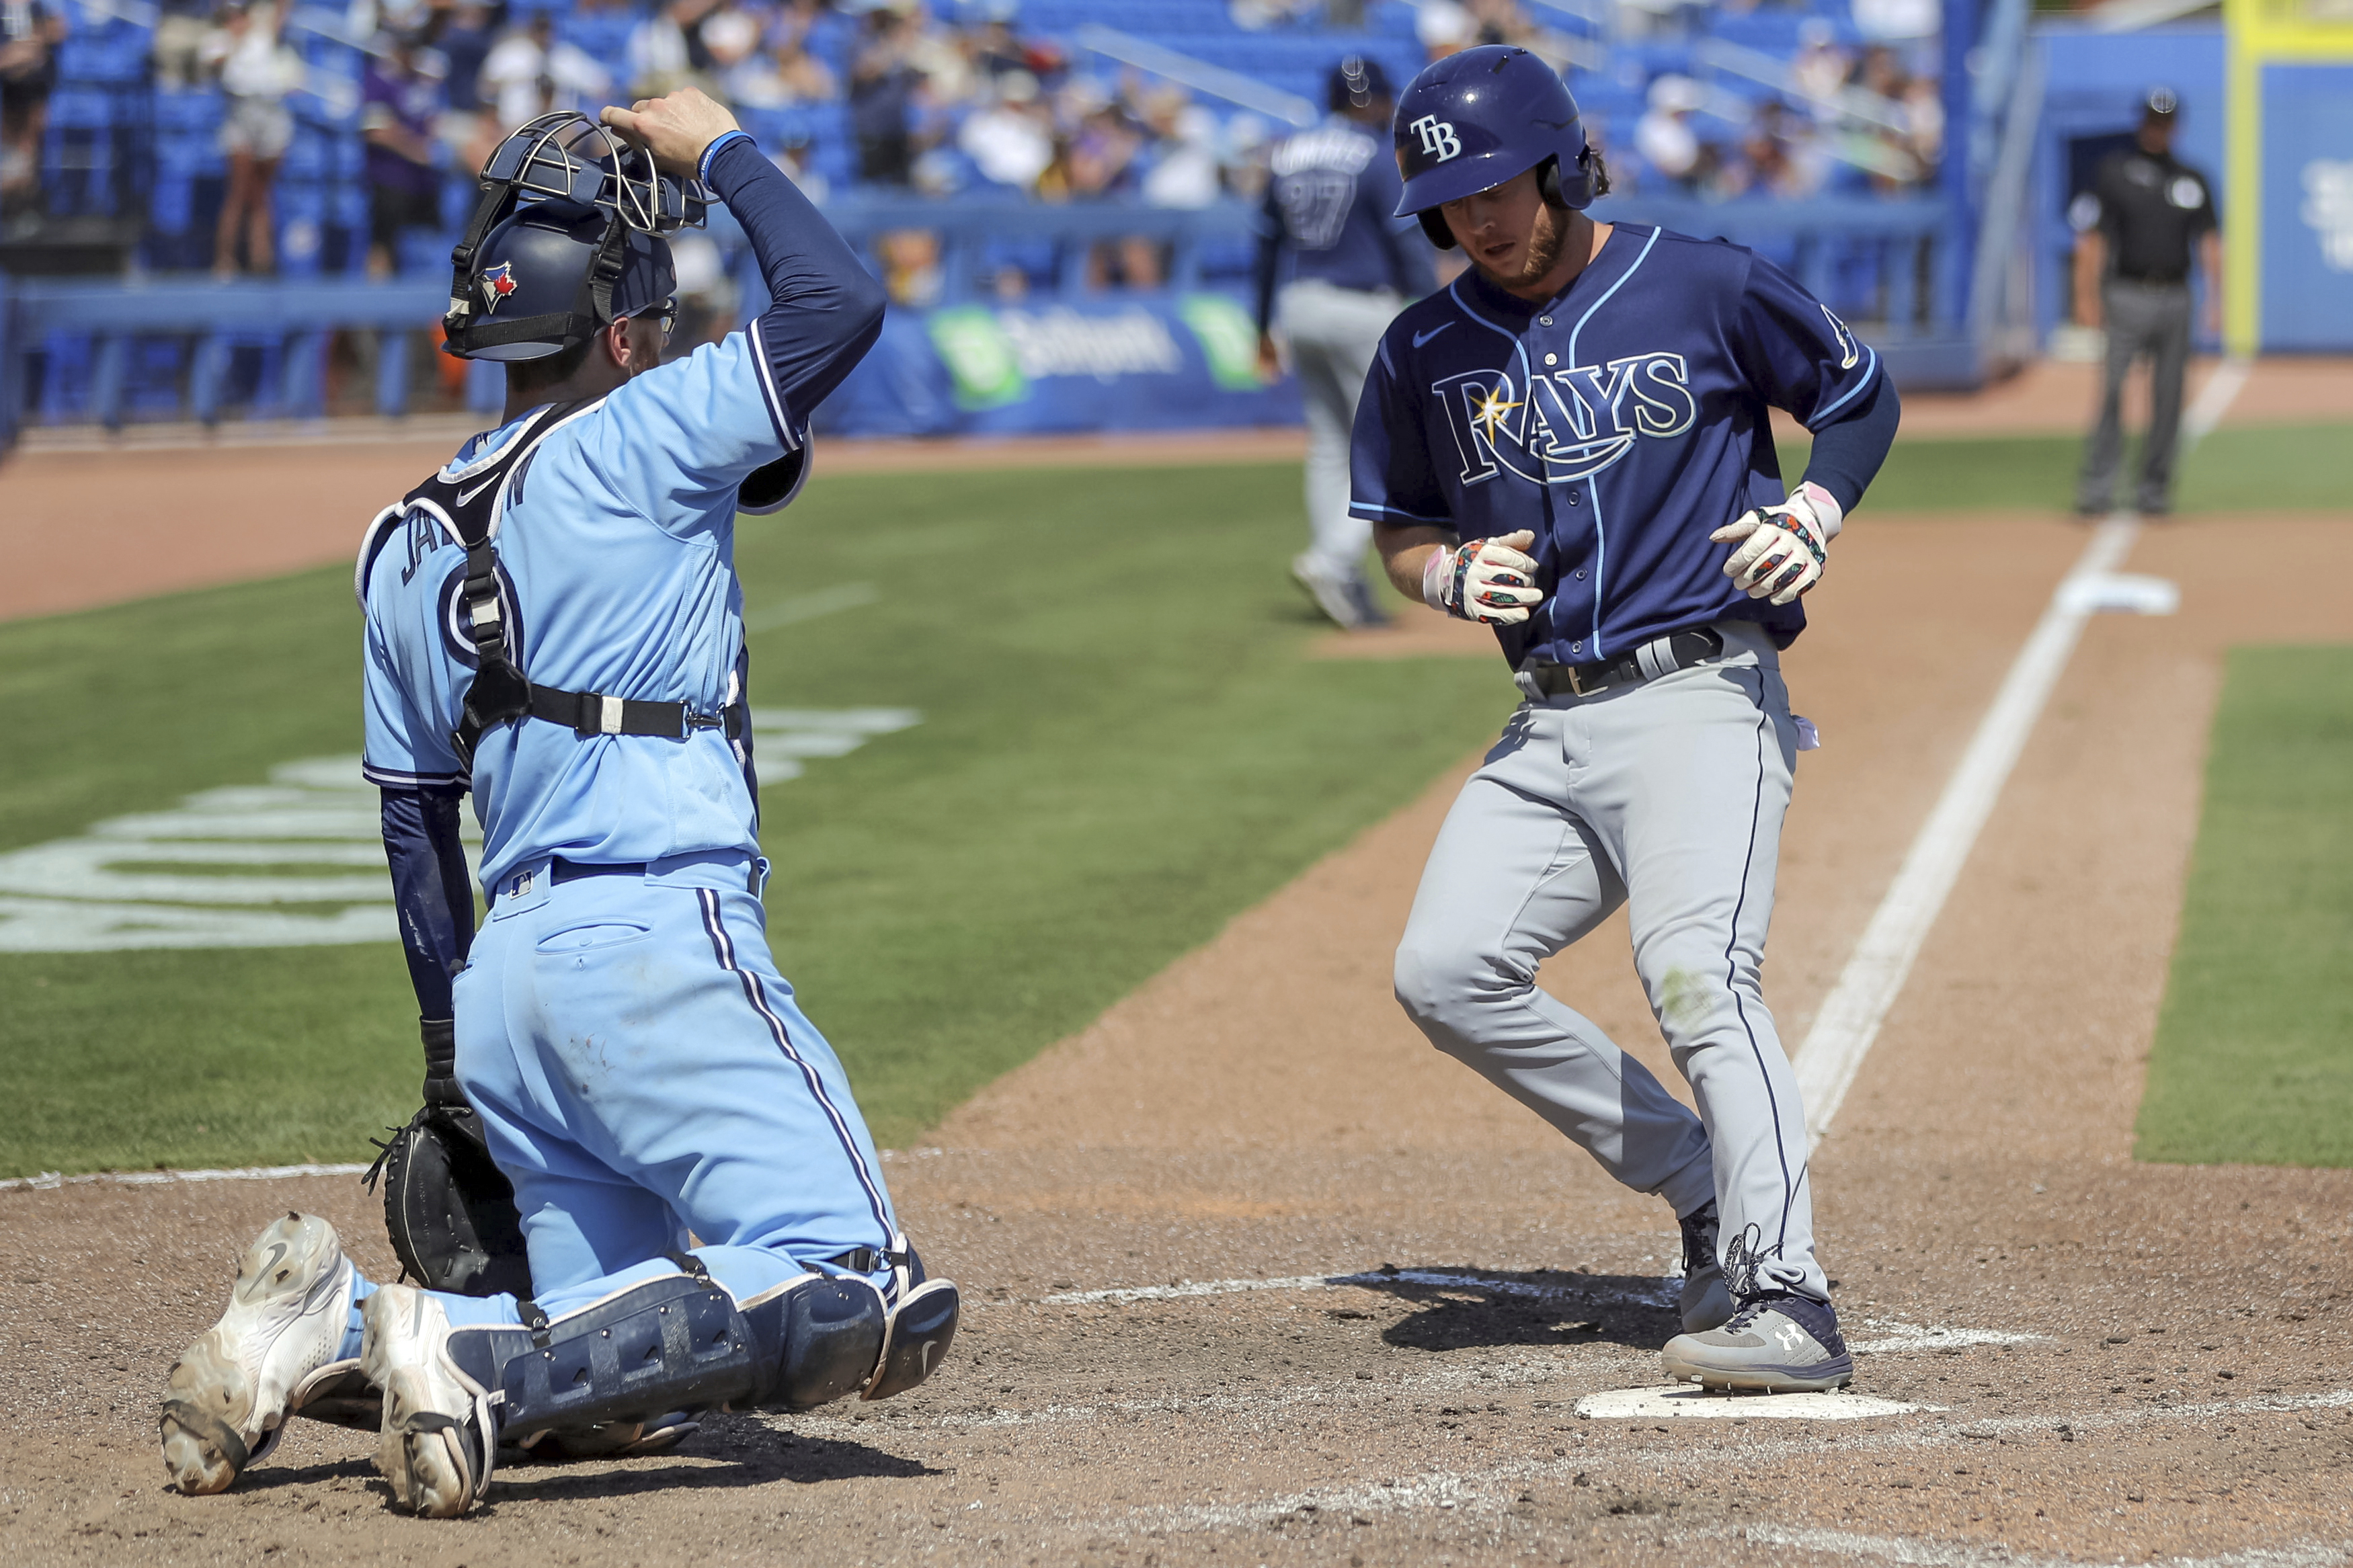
[[456, 200, 674, 362], [1391, 45, 1597, 247], [1328, 54, 1394, 113]]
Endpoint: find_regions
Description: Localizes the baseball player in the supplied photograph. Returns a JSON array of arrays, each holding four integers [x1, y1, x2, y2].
[[159, 91, 959, 1515], [1255, 54, 1435, 630], [1356, 48, 1901, 1391]]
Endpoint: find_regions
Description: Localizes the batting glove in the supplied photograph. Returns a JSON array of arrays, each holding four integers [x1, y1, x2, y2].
[[1423, 530, 1544, 625], [1710, 481, 1843, 606]]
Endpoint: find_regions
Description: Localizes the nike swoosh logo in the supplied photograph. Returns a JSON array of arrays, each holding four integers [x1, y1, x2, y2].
[[455, 479, 497, 506], [260, 1241, 288, 1286], [1412, 323, 1454, 349]]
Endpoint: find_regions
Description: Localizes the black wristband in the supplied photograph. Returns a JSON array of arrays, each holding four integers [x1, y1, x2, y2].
[[421, 1016, 466, 1108]]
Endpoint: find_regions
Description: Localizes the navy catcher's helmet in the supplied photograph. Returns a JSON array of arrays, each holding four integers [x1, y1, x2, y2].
[[1391, 45, 1597, 249], [444, 112, 705, 362], [1328, 53, 1394, 114], [455, 202, 676, 362]]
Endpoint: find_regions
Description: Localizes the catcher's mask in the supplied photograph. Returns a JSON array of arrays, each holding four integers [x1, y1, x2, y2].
[[443, 112, 707, 362]]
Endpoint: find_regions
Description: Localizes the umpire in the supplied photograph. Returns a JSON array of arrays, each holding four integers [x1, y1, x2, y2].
[[2071, 86, 2221, 518], [1254, 55, 1434, 629]]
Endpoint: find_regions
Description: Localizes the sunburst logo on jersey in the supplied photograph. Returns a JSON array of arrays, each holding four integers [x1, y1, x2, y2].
[[1470, 386, 1522, 441]]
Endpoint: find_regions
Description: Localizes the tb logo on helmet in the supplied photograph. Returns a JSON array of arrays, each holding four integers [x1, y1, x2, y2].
[[1409, 114, 1462, 162]]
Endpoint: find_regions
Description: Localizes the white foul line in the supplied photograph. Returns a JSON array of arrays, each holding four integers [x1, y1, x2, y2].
[[0, 1160, 371, 1194], [1043, 1268, 1674, 1310], [1792, 516, 2139, 1145], [1794, 354, 2247, 1143], [2183, 355, 2253, 447]]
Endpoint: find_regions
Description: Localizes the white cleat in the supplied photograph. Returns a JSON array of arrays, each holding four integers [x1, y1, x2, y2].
[[361, 1284, 497, 1518], [159, 1210, 358, 1494]]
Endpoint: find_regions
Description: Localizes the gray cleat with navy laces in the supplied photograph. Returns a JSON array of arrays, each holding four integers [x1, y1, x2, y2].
[[1661, 1290, 1853, 1392]]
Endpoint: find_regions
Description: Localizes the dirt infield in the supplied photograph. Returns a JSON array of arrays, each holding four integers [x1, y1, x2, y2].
[[2, 509, 2349, 1565]]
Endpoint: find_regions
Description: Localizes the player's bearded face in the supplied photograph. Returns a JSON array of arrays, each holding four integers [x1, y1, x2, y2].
[[1443, 169, 1565, 293]]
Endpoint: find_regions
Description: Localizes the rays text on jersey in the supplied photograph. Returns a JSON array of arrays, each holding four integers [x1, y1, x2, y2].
[[1433, 353, 1696, 486]]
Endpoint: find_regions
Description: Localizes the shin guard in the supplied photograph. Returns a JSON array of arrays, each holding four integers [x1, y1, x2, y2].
[[444, 1273, 750, 1441], [440, 1267, 891, 1441]]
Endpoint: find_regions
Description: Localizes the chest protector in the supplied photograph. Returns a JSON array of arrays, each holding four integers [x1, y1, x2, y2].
[[361, 397, 748, 771]]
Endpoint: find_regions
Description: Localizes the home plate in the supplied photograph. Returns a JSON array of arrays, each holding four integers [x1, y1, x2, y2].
[[1575, 1385, 1930, 1420]]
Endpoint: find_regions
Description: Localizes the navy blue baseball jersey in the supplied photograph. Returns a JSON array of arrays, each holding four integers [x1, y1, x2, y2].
[[1348, 222, 1880, 666], [1254, 116, 1429, 324]]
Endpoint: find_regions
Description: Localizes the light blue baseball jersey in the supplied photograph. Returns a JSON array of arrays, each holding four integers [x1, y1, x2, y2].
[[360, 329, 805, 895]]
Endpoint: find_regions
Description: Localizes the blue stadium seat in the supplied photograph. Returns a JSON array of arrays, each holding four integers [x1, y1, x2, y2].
[[282, 130, 332, 180], [276, 181, 329, 277], [44, 87, 119, 131], [1706, 10, 1811, 55], [154, 88, 225, 133], [399, 228, 458, 276], [558, 6, 639, 73]]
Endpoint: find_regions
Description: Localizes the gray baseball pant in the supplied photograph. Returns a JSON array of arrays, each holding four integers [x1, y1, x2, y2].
[[1392, 623, 1829, 1303], [2078, 279, 2193, 515], [1277, 278, 1403, 581]]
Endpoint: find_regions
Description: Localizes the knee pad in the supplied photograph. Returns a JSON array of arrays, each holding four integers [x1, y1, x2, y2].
[[737, 1273, 889, 1411], [865, 1277, 960, 1401]]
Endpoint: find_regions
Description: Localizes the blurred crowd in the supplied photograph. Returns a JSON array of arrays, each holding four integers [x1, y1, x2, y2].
[[1623, 30, 1943, 202], [0, 0, 1948, 286]]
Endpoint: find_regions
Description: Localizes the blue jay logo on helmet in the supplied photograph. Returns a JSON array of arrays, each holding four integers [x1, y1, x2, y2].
[[1391, 45, 1599, 249], [478, 261, 518, 315], [443, 112, 707, 363]]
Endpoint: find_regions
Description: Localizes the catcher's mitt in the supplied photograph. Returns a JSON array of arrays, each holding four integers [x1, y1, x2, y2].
[[364, 1020, 532, 1298]]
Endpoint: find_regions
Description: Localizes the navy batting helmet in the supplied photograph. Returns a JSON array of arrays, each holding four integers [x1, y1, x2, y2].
[[444, 112, 704, 362], [1327, 53, 1394, 114], [1391, 45, 1597, 249]]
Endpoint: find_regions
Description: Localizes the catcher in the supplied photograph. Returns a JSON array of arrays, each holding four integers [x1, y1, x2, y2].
[[158, 90, 959, 1516]]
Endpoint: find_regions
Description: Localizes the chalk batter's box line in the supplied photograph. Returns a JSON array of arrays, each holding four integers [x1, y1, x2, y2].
[[1038, 1269, 2038, 1357]]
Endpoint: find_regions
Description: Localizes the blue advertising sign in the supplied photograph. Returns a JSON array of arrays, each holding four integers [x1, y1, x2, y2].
[[815, 291, 1303, 439], [2260, 63, 2353, 351]]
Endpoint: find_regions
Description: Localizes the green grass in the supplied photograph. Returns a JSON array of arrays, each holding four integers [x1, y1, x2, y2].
[[1780, 419, 2353, 515], [0, 461, 1517, 1175], [2135, 645, 2353, 1167]]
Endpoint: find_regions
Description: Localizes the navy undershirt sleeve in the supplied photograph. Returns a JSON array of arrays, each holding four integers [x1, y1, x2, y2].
[[1254, 183, 1283, 336], [380, 783, 475, 1024], [706, 136, 888, 421], [1800, 372, 1901, 516]]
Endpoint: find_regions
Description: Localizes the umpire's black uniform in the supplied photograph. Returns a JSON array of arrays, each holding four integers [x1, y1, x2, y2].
[[2071, 87, 2219, 517]]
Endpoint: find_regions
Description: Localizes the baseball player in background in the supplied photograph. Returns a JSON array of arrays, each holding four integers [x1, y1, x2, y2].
[[159, 89, 959, 1516], [1355, 48, 1901, 1391], [1256, 54, 1436, 630]]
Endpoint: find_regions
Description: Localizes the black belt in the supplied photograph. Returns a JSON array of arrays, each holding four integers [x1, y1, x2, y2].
[[1526, 627, 1724, 699], [2110, 273, 2189, 287], [550, 858, 648, 884], [541, 856, 762, 897]]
